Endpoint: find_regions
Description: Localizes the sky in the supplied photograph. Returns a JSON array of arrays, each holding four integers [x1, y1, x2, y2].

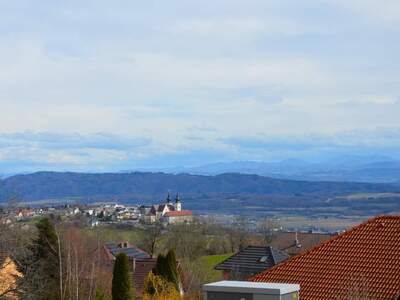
[[0, 0, 400, 172]]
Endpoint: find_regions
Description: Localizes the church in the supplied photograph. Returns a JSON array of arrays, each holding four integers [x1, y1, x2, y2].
[[140, 193, 193, 224]]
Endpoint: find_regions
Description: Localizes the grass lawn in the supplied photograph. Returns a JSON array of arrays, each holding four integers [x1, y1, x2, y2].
[[200, 253, 232, 267], [82, 227, 143, 245], [196, 253, 232, 282]]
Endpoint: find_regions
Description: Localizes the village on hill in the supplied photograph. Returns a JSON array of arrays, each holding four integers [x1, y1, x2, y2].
[[0, 193, 193, 228]]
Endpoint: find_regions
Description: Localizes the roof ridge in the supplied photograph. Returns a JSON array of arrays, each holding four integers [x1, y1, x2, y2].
[[250, 215, 400, 282], [131, 244, 150, 256], [267, 246, 276, 265], [374, 215, 400, 220], [106, 241, 150, 257]]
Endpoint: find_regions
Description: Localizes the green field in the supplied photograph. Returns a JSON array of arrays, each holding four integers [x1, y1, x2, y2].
[[195, 253, 232, 282], [82, 227, 144, 245]]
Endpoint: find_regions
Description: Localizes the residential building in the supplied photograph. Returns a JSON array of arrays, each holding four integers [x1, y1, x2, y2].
[[16, 209, 34, 220], [102, 242, 156, 296], [214, 245, 289, 280], [252, 216, 400, 300], [269, 231, 333, 256], [103, 241, 150, 265], [133, 258, 157, 295]]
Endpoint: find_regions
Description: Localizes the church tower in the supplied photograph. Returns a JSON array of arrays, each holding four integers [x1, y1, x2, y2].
[[166, 192, 172, 205], [175, 193, 182, 211]]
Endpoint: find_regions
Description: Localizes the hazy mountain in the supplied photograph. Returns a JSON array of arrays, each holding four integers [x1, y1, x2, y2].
[[1, 171, 399, 217], [0, 171, 397, 202], [185, 159, 320, 176], [182, 157, 400, 183]]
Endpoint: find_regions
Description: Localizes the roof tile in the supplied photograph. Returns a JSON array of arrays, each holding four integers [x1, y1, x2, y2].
[[215, 246, 289, 275], [251, 216, 400, 300]]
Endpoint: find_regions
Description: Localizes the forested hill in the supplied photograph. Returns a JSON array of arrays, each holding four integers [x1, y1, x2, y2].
[[0, 171, 398, 202]]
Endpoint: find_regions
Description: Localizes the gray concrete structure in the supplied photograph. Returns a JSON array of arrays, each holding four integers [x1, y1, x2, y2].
[[203, 281, 299, 300]]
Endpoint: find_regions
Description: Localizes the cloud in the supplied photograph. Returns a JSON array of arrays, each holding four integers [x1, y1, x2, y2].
[[222, 128, 400, 150], [331, 0, 400, 28], [169, 17, 316, 39], [0, 1, 399, 171], [0, 132, 151, 150], [0, 132, 153, 172], [218, 130, 400, 162]]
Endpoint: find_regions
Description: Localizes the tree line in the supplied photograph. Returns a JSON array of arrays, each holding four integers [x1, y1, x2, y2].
[[0, 213, 280, 299]]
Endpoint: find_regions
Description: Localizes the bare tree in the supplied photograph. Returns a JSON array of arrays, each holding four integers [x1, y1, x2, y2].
[[1, 217, 113, 300], [140, 222, 163, 257], [58, 225, 111, 300], [226, 216, 250, 252], [164, 222, 207, 261], [258, 217, 280, 246]]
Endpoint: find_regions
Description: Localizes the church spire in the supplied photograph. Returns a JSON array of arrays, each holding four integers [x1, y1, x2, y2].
[[174, 192, 182, 211], [166, 192, 172, 204]]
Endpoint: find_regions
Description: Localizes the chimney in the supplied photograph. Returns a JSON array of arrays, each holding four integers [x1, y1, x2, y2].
[[295, 231, 302, 248], [118, 242, 129, 248]]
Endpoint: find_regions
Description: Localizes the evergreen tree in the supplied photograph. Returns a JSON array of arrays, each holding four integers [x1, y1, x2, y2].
[[31, 217, 60, 299], [152, 250, 180, 292], [112, 253, 133, 300], [153, 254, 167, 278], [35, 217, 58, 261], [165, 249, 179, 291]]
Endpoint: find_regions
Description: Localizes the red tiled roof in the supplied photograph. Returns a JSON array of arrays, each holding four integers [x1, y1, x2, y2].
[[164, 210, 193, 217], [133, 258, 157, 294], [251, 216, 400, 300]]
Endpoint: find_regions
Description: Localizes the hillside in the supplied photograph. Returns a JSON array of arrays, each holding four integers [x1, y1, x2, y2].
[[0, 171, 396, 201], [183, 159, 400, 183], [1, 172, 399, 216]]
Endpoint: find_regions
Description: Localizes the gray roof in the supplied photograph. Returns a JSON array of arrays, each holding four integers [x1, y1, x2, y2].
[[105, 243, 150, 260], [148, 204, 175, 215], [203, 281, 300, 295], [215, 245, 289, 275]]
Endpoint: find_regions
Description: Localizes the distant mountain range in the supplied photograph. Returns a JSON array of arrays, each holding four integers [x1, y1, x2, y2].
[[3, 156, 399, 184], [0, 171, 397, 200], [1, 171, 400, 216], [155, 157, 400, 183]]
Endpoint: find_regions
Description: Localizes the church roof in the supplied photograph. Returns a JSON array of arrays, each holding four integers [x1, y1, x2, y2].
[[164, 210, 193, 217], [148, 204, 175, 215]]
